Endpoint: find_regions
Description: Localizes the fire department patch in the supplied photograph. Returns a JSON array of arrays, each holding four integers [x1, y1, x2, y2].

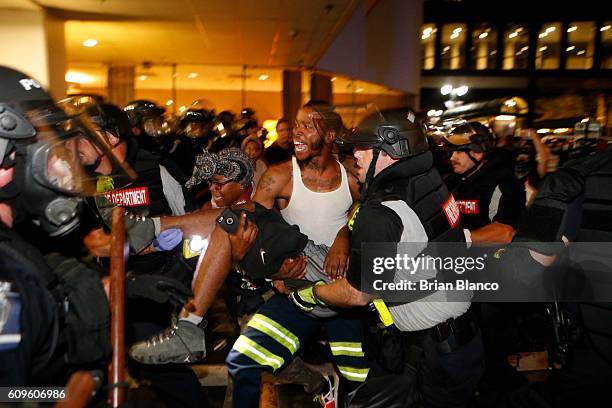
[[456, 199, 479, 215], [442, 195, 461, 228], [104, 186, 150, 207]]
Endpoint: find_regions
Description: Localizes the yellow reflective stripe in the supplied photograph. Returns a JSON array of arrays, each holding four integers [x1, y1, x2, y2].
[[247, 314, 300, 354], [232, 335, 285, 371], [337, 366, 370, 382], [372, 299, 394, 327], [329, 342, 365, 357]]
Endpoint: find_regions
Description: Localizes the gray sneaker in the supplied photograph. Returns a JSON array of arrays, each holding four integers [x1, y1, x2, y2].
[[129, 320, 207, 364]]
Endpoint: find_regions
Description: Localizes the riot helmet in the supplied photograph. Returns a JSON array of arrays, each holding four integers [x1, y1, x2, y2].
[[180, 108, 215, 139], [123, 99, 166, 137], [444, 122, 495, 154]]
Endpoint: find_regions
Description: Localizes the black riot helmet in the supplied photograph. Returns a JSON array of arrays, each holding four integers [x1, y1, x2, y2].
[[85, 102, 133, 140], [123, 99, 166, 136], [338, 107, 429, 159], [0, 66, 135, 235], [444, 122, 495, 154], [180, 108, 215, 139]]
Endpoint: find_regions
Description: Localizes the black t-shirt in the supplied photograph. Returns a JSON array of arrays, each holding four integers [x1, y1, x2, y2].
[[345, 203, 403, 293], [264, 143, 293, 165], [445, 157, 525, 230]]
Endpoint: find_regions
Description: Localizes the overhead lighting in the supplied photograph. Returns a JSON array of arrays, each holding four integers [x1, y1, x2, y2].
[[495, 115, 516, 121], [601, 25, 611, 32], [490, 50, 497, 55], [521, 46, 529, 52], [421, 33, 431, 40], [440, 84, 453, 96], [567, 26, 578, 33], [454, 85, 469, 96], [516, 27, 523, 33], [546, 26, 556, 33], [443, 46, 450, 52], [566, 46, 576, 52], [166, 99, 173, 106], [537, 128, 551, 134], [538, 32, 548, 39], [82, 39, 98, 48], [258, 74, 269, 81], [581, 118, 590, 123], [187, 72, 199, 79], [509, 32, 518, 39], [577, 50, 585, 55], [179, 105, 187, 113], [330, 77, 337, 82], [450, 32, 459, 39], [138, 75, 148, 81], [553, 128, 571, 134], [478, 32, 488, 39], [355, 87, 364, 93], [65, 71, 94, 84], [453, 27, 462, 34], [539, 46, 548, 52]]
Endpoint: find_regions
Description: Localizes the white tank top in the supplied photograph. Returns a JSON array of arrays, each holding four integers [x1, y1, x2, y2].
[[280, 156, 352, 246]]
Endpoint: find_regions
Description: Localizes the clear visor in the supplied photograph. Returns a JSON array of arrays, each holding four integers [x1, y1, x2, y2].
[[24, 99, 137, 196]]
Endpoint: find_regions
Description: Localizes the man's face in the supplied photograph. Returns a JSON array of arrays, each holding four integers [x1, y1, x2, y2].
[[353, 148, 374, 183], [276, 122, 292, 148], [293, 108, 324, 162], [209, 175, 244, 208], [450, 150, 479, 174], [77, 137, 102, 167], [243, 140, 262, 162]]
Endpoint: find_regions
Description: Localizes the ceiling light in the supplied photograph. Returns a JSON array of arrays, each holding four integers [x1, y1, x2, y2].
[[567, 26, 578, 33], [440, 84, 453, 96], [566, 46, 575, 52], [516, 27, 523, 33], [577, 50, 585, 55], [478, 32, 488, 39], [490, 50, 497, 55], [331, 77, 337, 82], [179, 105, 187, 113], [423, 27, 433, 35], [138, 75, 147, 81], [443, 46, 450, 52], [258, 74, 269, 81], [495, 115, 516, 121], [546, 26, 556, 33], [581, 118, 590, 123], [538, 32, 548, 38], [187, 72, 199, 79], [521, 46, 529, 52], [509, 32, 518, 39], [539, 46, 548, 52], [65, 71, 94, 84], [166, 99, 173, 106], [553, 128, 571, 134], [355, 87, 364, 93], [601, 25, 611, 32], [422, 33, 431, 40], [453, 27, 462, 34], [82, 39, 98, 47], [450, 32, 459, 39], [537, 128, 551, 134]]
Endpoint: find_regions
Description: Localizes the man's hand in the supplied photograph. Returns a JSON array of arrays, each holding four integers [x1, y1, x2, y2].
[[324, 229, 349, 279], [228, 212, 258, 264], [271, 256, 307, 280], [288, 280, 326, 312], [272, 280, 289, 295]]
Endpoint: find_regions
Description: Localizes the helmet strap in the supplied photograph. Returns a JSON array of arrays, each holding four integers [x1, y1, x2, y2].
[[360, 148, 380, 202]]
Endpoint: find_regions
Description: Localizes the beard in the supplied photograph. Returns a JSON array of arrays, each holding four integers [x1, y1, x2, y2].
[[296, 136, 324, 166]]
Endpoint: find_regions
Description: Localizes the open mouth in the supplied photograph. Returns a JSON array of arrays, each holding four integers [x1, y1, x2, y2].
[[294, 141, 307, 152]]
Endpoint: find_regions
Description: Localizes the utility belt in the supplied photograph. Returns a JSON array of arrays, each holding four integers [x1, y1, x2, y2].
[[363, 302, 478, 373]]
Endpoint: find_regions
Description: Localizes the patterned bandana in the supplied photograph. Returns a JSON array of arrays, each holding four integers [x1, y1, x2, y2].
[[185, 147, 254, 188]]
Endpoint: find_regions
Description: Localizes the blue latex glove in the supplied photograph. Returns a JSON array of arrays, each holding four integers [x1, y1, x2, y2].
[[153, 228, 183, 251]]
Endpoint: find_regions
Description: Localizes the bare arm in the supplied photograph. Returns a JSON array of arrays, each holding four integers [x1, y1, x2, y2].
[[160, 202, 254, 236], [253, 162, 291, 209], [313, 278, 374, 307], [469, 221, 515, 244]]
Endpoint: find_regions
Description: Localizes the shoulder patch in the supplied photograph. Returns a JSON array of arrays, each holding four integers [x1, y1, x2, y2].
[[442, 195, 460, 228]]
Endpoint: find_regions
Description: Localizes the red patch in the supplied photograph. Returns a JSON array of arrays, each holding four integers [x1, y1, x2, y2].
[[442, 195, 461, 228], [456, 199, 479, 215], [104, 186, 150, 207]]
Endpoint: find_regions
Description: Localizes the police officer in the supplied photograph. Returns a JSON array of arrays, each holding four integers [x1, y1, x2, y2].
[[290, 108, 484, 407], [443, 122, 526, 244], [0, 66, 123, 385], [168, 108, 216, 179], [123, 99, 173, 155]]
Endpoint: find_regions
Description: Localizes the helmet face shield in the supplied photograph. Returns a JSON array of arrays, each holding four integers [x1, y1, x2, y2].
[[21, 99, 136, 196]]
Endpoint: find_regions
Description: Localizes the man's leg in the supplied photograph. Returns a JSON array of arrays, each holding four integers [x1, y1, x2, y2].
[[129, 224, 236, 364], [226, 294, 320, 408]]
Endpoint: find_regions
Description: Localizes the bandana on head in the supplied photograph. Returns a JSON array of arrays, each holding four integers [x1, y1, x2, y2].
[[185, 147, 254, 189]]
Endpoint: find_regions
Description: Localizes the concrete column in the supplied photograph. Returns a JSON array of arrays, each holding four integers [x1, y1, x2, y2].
[[107, 66, 135, 107], [310, 73, 332, 104], [282, 70, 301, 122], [0, 8, 66, 99]]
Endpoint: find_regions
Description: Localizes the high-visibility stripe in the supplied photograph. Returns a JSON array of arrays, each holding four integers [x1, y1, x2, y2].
[[247, 314, 300, 354], [373, 299, 394, 327], [329, 342, 365, 357], [337, 366, 370, 382], [232, 335, 285, 371]]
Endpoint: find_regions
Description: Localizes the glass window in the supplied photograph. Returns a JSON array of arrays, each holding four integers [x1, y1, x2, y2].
[[566, 22, 596, 69], [536, 23, 561, 69], [471, 24, 497, 70], [503, 24, 529, 69], [602, 22, 612, 69], [440, 24, 466, 69], [421, 24, 437, 70]]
